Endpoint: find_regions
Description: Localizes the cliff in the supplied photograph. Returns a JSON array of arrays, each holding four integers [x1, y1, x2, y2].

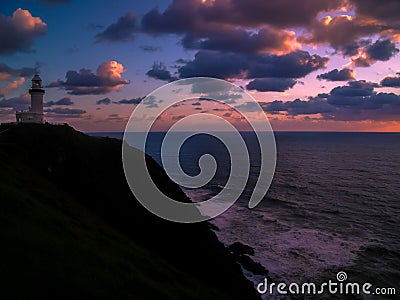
[[0, 123, 259, 299]]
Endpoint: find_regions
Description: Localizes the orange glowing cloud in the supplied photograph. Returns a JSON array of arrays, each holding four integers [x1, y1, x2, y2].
[[0, 8, 47, 55], [0, 77, 25, 96], [12, 8, 46, 31], [47, 61, 130, 95]]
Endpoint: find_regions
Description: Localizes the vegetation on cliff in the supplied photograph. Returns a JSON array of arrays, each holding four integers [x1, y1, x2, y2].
[[0, 123, 259, 299]]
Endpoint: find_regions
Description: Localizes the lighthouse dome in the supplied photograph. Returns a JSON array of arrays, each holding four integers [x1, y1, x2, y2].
[[31, 74, 43, 88]]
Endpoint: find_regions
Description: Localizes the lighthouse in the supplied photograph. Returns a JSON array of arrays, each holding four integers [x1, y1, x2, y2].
[[16, 74, 45, 123]]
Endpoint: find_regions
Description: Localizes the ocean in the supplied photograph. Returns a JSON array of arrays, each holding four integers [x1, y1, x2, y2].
[[90, 131, 400, 298]]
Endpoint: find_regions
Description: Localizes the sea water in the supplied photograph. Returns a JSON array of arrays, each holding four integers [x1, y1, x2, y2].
[[90, 131, 400, 296]]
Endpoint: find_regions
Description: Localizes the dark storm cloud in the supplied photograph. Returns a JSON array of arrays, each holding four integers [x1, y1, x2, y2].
[[96, 97, 112, 105], [0, 94, 30, 110], [317, 69, 355, 81], [246, 78, 297, 92], [0, 9, 47, 55], [381, 75, 400, 87], [44, 97, 74, 107], [178, 50, 328, 79], [95, 11, 138, 43], [47, 61, 129, 95], [146, 62, 178, 82]]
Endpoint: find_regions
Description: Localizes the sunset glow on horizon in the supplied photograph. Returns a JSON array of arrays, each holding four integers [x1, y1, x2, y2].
[[0, 0, 399, 132]]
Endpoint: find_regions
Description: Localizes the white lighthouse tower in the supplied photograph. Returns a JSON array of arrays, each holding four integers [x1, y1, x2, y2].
[[16, 74, 45, 123]]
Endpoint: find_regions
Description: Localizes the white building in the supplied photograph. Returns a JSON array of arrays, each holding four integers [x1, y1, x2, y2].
[[16, 74, 45, 123]]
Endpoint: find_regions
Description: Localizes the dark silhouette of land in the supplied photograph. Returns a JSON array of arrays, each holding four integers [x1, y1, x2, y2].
[[0, 123, 259, 299]]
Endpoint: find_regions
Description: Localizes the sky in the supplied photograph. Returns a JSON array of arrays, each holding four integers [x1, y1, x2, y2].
[[0, 0, 399, 132]]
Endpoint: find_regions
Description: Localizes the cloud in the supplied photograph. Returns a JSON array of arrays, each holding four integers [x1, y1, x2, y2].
[[171, 115, 186, 121], [381, 75, 400, 87], [141, 0, 311, 57], [95, 11, 138, 43], [182, 26, 301, 55], [0, 62, 37, 80], [96, 97, 112, 105], [261, 80, 400, 121], [351, 39, 399, 67], [141, 0, 343, 31], [47, 61, 129, 95], [139, 0, 400, 64], [317, 69, 355, 81], [246, 78, 297, 92], [139, 45, 161, 52], [0, 63, 39, 96], [146, 62, 178, 82], [234, 101, 264, 112], [324, 92, 400, 121], [179, 50, 247, 79], [0, 9, 47, 55], [114, 97, 143, 105], [105, 113, 126, 122], [44, 107, 86, 118], [0, 93, 30, 110], [178, 50, 328, 79], [298, 15, 384, 50], [0, 77, 25, 96], [44, 97, 74, 107], [330, 80, 378, 97], [364, 39, 399, 61], [212, 0, 344, 28], [264, 98, 335, 115], [350, 0, 400, 23], [249, 51, 329, 78]]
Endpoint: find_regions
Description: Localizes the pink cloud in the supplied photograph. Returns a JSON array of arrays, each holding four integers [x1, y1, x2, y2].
[[0, 8, 47, 55]]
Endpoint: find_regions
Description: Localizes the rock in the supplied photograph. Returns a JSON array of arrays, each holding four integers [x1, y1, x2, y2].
[[229, 241, 255, 256], [238, 255, 269, 276]]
